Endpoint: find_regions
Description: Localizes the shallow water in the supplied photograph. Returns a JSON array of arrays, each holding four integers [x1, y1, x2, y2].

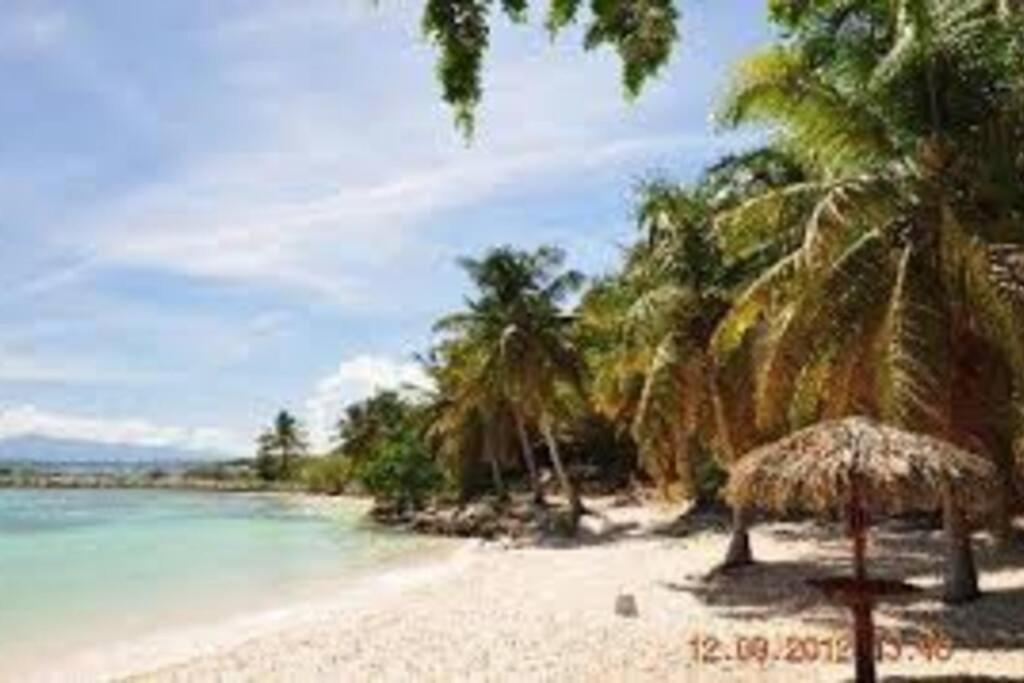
[[0, 488, 428, 675]]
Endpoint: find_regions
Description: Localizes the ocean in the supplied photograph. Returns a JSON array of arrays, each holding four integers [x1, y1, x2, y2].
[[0, 488, 430, 676]]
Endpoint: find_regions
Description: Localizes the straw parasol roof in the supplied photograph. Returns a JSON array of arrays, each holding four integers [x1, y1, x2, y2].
[[725, 416, 997, 516]]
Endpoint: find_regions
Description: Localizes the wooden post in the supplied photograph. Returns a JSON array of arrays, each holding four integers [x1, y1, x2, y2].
[[852, 595, 877, 683], [849, 473, 876, 683]]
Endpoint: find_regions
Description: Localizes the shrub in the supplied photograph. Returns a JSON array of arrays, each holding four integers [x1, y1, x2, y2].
[[356, 429, 443, 511], [301, 456, 353, 495]]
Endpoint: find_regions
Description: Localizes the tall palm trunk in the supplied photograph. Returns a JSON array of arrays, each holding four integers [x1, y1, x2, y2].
[[722, 504, 754, 568], [942, 489, 980, 603], [540, 417, 582, 521], [483, 425, 506, 499], [514, 410, 545, 505]]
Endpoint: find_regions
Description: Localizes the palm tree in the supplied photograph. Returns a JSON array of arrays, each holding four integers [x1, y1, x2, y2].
[[581, 184, 728, 502], [577, 154, 807, 564], [712, 0, 1024, 600], [424, 338, 514, 500], [336, 392, 408, 459], [255, 410, 308, 481], [434, 245, 585, 517]]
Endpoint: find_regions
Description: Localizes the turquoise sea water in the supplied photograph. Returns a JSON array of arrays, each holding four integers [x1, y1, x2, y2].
[[0, 489, 429, 674]]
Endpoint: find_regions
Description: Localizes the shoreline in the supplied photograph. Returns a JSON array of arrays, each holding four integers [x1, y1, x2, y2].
[[28, 500, 1024, 682], [0, 476, 300, 493], [17, 533, 472, 683], [0, 489, 432, 682]]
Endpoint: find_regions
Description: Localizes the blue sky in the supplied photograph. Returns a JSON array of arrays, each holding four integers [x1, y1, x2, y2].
[[0, 0, 772, 455]]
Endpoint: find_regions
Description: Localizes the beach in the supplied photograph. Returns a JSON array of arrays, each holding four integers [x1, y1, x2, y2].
[[28, 498, 1022, 683]]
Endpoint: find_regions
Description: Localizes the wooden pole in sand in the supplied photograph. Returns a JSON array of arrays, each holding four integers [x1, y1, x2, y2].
[[849, 472, 876, 683]]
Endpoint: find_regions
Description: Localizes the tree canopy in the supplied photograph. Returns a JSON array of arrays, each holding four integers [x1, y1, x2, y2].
[[421, 0, 679, 134]]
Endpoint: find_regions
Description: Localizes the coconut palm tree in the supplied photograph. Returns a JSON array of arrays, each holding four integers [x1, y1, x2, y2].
[[581, 183, 731, 502], [712, 0, 1024, 600], [433, 245, 586, 516], [577, 154, 807, 564], [256, 410, 308, 481], [336, 391, 409, 461], [423, 337, 515, 500]]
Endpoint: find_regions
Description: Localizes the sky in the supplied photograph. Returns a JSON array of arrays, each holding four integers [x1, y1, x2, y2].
[[0, 0, 773, 456]]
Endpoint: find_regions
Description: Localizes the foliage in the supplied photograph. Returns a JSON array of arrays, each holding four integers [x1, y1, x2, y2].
[[331, 389, 444, 508], [336, 391, 415, 464], [301, 455, 353, 496], [710, 1, 1024, 576], [421, 0, 678, 135], [324, 1, 1024, 545], [255, 411, 308, 482], [577, 153, 807, 503], [356, 427, 445, 510], [430, 245, 586, 513]]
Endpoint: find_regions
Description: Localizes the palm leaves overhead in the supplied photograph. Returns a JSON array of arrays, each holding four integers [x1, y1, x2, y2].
[[421, 0, 679, 135], [714, 0, 1024, 440]]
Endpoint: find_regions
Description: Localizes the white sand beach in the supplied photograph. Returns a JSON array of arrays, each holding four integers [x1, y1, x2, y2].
[[28, 499, 1024, 683]]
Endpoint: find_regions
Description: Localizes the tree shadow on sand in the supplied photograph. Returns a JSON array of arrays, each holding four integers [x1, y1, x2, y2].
[[659, 523, 1024, 655]]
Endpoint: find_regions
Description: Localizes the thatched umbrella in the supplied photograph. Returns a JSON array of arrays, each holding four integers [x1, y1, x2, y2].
[[725, 416, 996, 683]]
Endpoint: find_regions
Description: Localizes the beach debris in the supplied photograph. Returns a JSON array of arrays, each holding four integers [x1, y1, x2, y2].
[[614, 593, 639, 618]]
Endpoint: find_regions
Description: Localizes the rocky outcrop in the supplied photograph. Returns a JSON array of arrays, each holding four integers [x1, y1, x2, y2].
[[371, 497, 578, 541]]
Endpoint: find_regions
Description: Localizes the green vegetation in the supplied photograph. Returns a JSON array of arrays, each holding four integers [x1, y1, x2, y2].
[[421, 0, 678, 135], [300, 455, 352, 496], [329, 391, 443, 509], [224, 1, 1024, 609], [710, 0, 1024, 600], [430, 246, 588, 517], [357, 427, 444, 511], [255, 411, 308, 482], [395, 0, 1024, 595]]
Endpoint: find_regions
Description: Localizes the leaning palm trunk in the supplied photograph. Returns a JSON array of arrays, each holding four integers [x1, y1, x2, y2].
[[540, 418, 582, 521], [942, 488, 980, 603], [514, 410, 545, 505]]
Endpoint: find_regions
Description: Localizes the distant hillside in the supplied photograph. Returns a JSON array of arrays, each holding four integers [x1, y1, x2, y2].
[[0, 435, 225, 464]]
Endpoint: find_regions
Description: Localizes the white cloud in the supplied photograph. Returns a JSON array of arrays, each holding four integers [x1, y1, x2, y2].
[[1, 5, 70, 56], [305, 354, 432, 450], [0, 348, 165, 385], [82, 135, 687, 302], [0, 404, 245, 455], [55, 2, 721, 308]]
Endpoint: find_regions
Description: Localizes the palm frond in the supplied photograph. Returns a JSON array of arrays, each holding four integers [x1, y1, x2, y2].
[[711, 250, 804, 362], [720, 47, 895, 172], [756, 231, 896, 435], [879, 245, 953, 436], [713, 181, 821, 260], [632, 333, 706, 498]]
